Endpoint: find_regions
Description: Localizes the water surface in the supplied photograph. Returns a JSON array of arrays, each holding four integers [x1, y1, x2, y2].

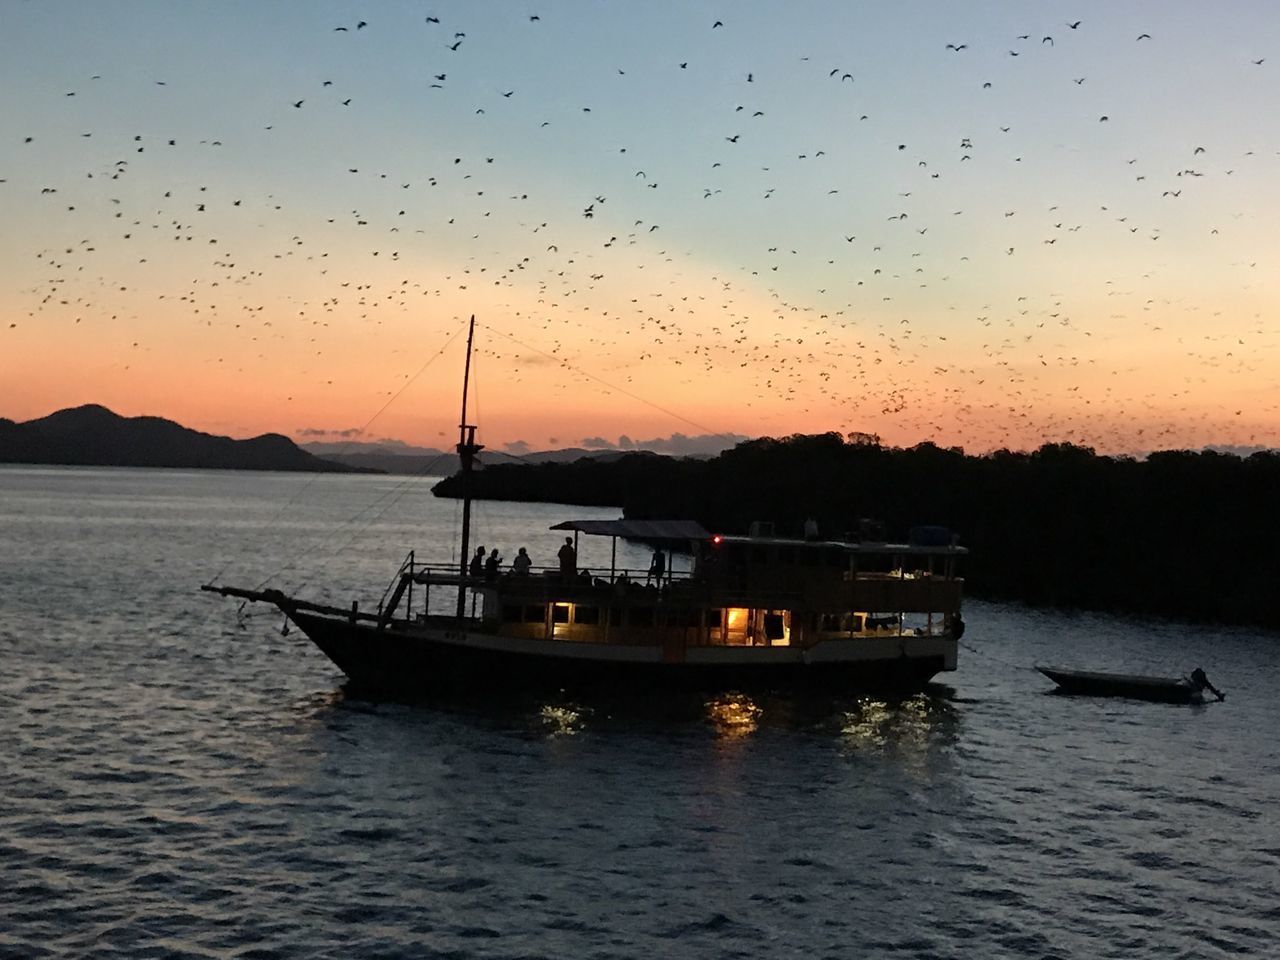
[[2, 466, 1276, 959]]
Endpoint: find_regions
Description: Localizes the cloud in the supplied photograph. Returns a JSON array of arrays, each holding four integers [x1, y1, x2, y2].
[[1201, 444, 1278, 458], [580, 432, 750, 456], [633, 432, 749, 456], [516, 352, 560, 366], [296, 426, 364, 438]]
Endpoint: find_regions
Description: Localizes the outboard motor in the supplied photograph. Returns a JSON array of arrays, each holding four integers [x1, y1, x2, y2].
[[1189, 667, 1225, 702]]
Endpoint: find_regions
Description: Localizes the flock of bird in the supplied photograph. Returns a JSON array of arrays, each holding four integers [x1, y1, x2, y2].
[[4, 6, 1278, 455]]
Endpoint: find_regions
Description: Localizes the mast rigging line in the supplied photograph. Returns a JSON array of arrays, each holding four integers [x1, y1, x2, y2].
[[203, 318, 471, 589], [289, 452, 454, 595], [476, 321, 739, 446]]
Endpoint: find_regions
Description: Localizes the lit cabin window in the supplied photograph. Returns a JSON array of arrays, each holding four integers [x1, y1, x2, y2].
[[552, 603, 571, 624]]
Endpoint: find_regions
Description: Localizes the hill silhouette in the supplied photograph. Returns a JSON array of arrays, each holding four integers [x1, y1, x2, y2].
[[1, 405, 371, 473], [301, 440, 637, 475], [434, 433, 1280, 628]]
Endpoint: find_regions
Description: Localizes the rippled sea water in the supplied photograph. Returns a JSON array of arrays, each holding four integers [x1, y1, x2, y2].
[[2, 466, 1277, 959]]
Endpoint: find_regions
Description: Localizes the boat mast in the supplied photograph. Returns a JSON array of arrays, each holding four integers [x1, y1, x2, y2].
[[455, 315, 483, 619]]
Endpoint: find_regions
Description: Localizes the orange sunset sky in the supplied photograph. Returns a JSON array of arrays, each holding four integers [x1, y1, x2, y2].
[[4, 1, 1280, 456]]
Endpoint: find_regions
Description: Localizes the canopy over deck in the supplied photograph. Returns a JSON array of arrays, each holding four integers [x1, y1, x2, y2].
[[550, 519, 712, 542]]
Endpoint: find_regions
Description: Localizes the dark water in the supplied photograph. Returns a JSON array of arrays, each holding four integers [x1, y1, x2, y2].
[[2, 466, 1277, 959]]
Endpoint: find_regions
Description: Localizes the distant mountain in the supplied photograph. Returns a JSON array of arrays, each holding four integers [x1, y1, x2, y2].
[[300, 440, 632, 475], [1, 405, 372, 473], [300, 439, 445, 458]]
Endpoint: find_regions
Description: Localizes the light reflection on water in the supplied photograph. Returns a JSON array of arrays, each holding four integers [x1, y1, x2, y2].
[[538, 702, 588, 737], [839, 693, 953, 750], [704, 693, 763, 738]]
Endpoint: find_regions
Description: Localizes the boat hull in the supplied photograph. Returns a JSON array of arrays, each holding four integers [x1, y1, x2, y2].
[[293, 611, 952, 696], [1037, 666, 1203, 704]]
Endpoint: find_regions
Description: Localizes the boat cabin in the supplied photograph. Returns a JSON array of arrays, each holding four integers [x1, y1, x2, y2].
[[394, 519, 966, 650]]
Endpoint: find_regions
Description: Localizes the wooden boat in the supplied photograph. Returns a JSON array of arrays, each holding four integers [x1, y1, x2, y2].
[[202, 317, 969, 696], [1037, 665, 1223, 704]]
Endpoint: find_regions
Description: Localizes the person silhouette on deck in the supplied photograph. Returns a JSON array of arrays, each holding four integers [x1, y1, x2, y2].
[[647, 549, 665, 585], [484, 548, 502, 582], [511, 546, 532, 576], [469, 546, 485, 579], [557, 537, 576, 582]]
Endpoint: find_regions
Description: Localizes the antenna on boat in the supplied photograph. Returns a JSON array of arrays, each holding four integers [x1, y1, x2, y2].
[[456, 315, 483, 618]]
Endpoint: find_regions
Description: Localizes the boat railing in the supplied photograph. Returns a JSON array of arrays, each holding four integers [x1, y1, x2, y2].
[[377, 550, 416, 618], [405, 563, 700, 588]]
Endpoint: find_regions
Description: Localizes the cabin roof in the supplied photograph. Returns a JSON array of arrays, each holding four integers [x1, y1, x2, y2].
[[550, 519, 712, 541], [716, 535, 968, 555]]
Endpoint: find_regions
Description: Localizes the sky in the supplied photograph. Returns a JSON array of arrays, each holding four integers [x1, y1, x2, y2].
[[3, 1, 1280, 456]]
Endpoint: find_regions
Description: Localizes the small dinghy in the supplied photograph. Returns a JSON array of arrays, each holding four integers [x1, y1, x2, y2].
[[1037, 665, 1224, 704]]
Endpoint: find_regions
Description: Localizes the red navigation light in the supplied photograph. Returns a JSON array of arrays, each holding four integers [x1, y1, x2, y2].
[[712, 534, 723, 546]]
